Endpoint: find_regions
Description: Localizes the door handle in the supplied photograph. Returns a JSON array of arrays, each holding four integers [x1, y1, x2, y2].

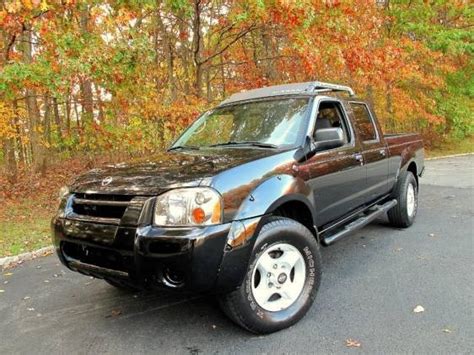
[[353, 153, 364, 165], [379, 149, 386, 157]]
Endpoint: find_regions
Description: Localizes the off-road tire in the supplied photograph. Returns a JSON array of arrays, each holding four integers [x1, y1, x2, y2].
[[388, 171, 418, 228], [218, 217, 322, 334]]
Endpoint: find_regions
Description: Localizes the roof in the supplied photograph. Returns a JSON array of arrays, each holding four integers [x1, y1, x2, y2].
[[219, 81, 355, 105]]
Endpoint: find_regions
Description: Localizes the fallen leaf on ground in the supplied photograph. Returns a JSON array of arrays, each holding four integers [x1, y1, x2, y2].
[[44, 280, 49, 283], [3, 272, 13, 276], [345, 339, 361, 348], [23, 296, 31, 300], [413, 305, 425, 313], [27, 307, 35, 311], [42, 250, 53, 257], [428, 233, 435, 237], [443, 328, 452, 333], [107, 309, 122, 318], [0, 290, 4, 293]]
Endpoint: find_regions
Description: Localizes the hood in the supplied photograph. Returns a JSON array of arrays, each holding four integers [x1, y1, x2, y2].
[[69, 148, 279, 195]]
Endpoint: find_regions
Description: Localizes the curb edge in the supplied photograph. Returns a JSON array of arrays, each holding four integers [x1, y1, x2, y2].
[[426, 152, 473, 161], [0, 246, 54, 271]]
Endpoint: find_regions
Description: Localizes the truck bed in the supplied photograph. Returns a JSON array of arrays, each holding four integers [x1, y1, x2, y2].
[[385, 132, 424, 177]]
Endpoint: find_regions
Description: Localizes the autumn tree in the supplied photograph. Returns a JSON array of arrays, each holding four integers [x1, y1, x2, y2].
[[0, 0, 471, 183]]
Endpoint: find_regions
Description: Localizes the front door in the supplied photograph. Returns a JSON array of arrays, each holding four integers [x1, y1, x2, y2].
[[299, 99, 366, 227]]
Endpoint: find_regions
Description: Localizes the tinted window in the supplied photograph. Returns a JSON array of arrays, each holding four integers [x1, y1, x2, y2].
[[314, 101, 350, 144], [350, 103, 377, 142]]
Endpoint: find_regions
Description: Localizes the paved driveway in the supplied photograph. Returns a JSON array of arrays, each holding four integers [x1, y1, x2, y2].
[[1, 155, 473, 354]]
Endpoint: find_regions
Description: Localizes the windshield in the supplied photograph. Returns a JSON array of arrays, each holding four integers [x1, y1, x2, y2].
[[172, 98, 310, 149]]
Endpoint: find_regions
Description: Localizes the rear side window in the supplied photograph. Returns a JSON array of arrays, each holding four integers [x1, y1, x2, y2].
[[350, 103, 377, 142]]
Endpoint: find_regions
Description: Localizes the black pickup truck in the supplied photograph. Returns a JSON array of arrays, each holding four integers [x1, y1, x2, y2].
[[52, 82, 424, 333]]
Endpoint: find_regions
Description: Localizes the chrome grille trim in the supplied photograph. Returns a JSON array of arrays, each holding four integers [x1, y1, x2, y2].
[[73, 198, 131, 207]]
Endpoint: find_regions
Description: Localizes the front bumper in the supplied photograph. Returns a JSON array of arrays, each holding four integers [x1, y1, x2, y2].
[[52, 216, 234, 292]]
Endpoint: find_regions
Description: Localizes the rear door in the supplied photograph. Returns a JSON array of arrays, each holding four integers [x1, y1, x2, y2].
[[349, 102, 389, 203], [300, 98, 366, 227]]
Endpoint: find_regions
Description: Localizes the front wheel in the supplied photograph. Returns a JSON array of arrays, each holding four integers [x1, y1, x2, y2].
[[388, 171, 418, 228], [218, 217, 322, 334]]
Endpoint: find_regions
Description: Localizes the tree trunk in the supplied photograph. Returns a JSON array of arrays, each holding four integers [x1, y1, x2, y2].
[[22, 25, 46, 174], [13, 100, 25, 164], [65, 93, 71, 134], [177, 8, 191, 95], [2, 125, 17, 184], [192, 0, 203, 97], [261, 29, 277, 82], [94, 84, 105, 122], [156, 3, 177, 102], [79, 5, 94, 125], [53, 97, 62, 143], [206, 67, 212, 102], [44, 95, 51, 146], [220, 54, 226, 98]]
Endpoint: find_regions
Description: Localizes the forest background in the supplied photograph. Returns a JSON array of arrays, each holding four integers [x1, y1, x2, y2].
[[0, 0, 472, 255]]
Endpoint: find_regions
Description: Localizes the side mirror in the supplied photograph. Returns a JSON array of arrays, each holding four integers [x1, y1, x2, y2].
[[313, 127, 345, 151], [294, 136, 313, 162]]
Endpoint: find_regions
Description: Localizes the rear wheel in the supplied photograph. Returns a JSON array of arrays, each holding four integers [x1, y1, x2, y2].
[[218, 217, 321, 334], [388, 171, 418, 228]]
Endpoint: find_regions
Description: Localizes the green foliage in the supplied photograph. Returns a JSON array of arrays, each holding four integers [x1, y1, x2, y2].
[[435, 66, 474, 139]]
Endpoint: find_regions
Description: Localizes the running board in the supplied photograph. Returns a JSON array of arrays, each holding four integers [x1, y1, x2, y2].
[[322, 199, 397, 246]]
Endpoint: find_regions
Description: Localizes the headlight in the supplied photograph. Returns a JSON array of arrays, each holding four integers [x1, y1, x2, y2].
[[58, 186, 70, 200], [154, 187, 222, 226]]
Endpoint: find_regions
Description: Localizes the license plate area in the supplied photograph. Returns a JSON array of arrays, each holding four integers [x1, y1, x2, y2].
[[61, 241, 132, 273]]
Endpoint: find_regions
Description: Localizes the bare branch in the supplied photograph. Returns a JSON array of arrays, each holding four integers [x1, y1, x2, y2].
[[199, 24, 257, 66]]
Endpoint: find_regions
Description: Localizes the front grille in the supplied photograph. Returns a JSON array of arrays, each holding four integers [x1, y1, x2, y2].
[[73, 200, 128, 219], [69, 193, 141, 225]]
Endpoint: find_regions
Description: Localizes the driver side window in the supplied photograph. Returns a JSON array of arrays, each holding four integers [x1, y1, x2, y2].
[[313, 101, 351, 144]]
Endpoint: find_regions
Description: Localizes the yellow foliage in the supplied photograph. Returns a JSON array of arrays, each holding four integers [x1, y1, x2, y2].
[[0, 102, 17, 140]]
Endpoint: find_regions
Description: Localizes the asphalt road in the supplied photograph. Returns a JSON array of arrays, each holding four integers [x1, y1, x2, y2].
[[1, 155, 473, 354]]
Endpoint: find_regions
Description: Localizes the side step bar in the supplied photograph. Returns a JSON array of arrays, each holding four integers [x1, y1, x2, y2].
[[322, 199, 397, 246]]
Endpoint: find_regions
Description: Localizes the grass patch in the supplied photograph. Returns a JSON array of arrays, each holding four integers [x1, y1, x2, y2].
[[426, 136, 474, 158], [0, 199, 54, 257]]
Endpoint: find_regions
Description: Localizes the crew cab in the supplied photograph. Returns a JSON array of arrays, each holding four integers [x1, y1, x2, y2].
[[52, 82, 424, 334]]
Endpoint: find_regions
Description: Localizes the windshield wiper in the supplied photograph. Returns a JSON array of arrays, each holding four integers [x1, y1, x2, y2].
[[209, 141, 278, 149], [168, 145, 200, 151]]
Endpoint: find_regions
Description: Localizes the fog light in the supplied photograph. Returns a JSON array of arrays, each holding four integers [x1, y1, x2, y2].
[[163, 267, 184, 287]]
